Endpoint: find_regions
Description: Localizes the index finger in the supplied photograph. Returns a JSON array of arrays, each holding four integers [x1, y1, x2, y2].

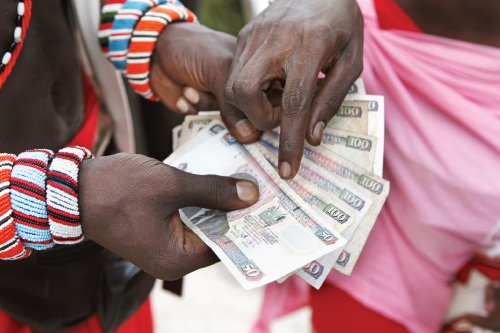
[[278, 61, 321, 179]]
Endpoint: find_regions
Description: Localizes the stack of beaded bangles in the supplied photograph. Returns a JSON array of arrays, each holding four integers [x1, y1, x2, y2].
[[99, 0, 197, 101], [0, 147, 93, 260]]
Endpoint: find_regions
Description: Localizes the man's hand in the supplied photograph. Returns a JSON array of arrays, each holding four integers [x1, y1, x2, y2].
[[78, 153, 259, 281], [224, 0, 363, 179], [150, 22, 245, 120], [446, 282, 500, 332]]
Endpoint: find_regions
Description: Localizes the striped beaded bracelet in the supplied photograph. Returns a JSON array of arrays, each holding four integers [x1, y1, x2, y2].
[[98, 0, 127, 58], [126, 3, 197, 101], [10, 149, 55, 251], [108, 0, 181, 74], [0, 154, 31, 260], [47, 147, 93, 245]]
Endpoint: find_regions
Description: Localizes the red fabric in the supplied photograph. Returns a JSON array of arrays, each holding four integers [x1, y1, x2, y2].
[[310, 283, 410, 333], [374, 0, 423, 33], [0, 298, 153, 333], [65, 73, 99, 151], [456, 253, 500, 283]]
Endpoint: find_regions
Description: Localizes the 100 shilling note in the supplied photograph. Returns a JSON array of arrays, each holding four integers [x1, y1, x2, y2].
[[345, 94, 385, 177], [327, 101, 369, 135], [348, 78, 366, 95], [253, 141, 358, 235], [255, 141, 370, 288], [257, 132, 389, 278], [165, 122, 346, 290], [255, 137, 378, 287], [272, 127, 378, 171]]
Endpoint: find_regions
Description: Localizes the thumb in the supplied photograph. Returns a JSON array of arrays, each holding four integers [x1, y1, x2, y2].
[[458, 314, 498, 330], [175, 171, 259, 211]]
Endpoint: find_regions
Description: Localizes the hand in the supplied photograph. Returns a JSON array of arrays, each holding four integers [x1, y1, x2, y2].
[[224, 0, 364, 179], [446, 282, 500, 332], [150, 22, 246, 121], [78, 153, 259, 281]]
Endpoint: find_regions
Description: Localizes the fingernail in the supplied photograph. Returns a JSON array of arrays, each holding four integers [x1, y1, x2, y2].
[[313, 121, 325, 144], [280, 162, 291, 179], [183, 87, 199, 104], [236, 181, 258, 203], [176, 97, 189, 114], [235, 119, 258, 138]]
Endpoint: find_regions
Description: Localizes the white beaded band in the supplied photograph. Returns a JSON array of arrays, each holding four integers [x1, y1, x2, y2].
[[46, 147, 93, 245]]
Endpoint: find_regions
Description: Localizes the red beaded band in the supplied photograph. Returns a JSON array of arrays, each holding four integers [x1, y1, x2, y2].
[[0, 154, 31, 260], [126, 3, 197, 101]]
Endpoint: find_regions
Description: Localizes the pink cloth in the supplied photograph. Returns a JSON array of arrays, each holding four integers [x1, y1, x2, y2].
[[254, 1, 500, 332]]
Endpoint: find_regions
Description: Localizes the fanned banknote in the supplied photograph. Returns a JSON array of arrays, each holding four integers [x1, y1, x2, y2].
[[348, 78, 366, 95], [172, 124, 183, 151], [253, 133, 389, 287], [272, 126, 378, 171], [178, 114, 222, 147], [165, 121, 346, 290], [168, 85, 390, 289], [327, 101, 369, 135], [345, 94, 385, 176]]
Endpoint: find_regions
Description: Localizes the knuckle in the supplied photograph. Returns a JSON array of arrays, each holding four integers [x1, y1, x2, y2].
[[237, 24, 251, 40], [233, 78, 253, 98], [224, 84, 236, 104]]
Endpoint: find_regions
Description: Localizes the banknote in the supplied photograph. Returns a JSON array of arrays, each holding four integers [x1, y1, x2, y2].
[[165, 122, 346, 290], [327, 101, 369, 135], [345, 94, 385, 176], [321, 127, 377, 170], [254, 142, 357, 234], [257, 132, 390, 278], [172, 124, 183, 151], [348, 78, 366, 95], [165, 120, 226, 165], [255, 138, 374, 287], [272, 126, 377, 171], [178, 114, 221, 147]]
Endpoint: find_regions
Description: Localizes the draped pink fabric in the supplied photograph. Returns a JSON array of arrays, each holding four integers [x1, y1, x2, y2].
[[253, 1, 500, 332]]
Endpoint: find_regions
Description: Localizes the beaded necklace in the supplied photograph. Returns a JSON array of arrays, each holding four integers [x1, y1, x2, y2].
[[0, 0, 32, 90]]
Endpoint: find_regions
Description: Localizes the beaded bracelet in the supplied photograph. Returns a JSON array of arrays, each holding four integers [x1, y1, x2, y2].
[[10, 149, 55, 251], [127, 3, 197, 101], [47, 147, 93, 245], [108, 0, 168, 73], [98, 0, 127, 58], [0, 0, 32, 91], [0, 154, 31, 260]]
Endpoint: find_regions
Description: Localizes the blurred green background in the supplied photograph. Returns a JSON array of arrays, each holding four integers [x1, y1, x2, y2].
[[198, 0, 246, 36]]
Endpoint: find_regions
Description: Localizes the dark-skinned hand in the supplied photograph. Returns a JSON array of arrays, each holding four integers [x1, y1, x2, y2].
[[150, 22, 238, 118], [444, 281, 500, 332], [224, 0, 364, 180], [78, 153, 259, 281]]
